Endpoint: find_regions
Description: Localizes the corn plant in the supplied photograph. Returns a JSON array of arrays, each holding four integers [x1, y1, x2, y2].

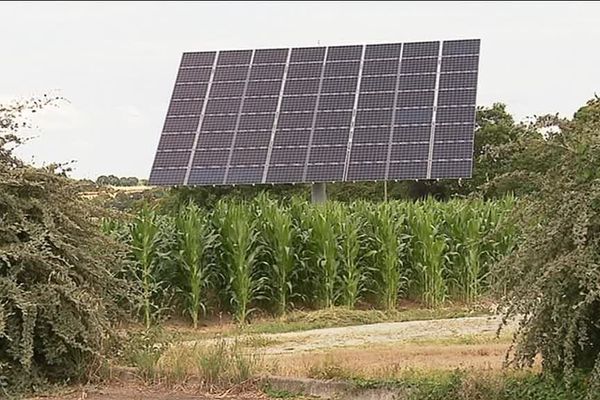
[[213, 201, 262, 324], [287, 197, 314, 308], [443, 201, 487, 303], [309, 204, 340, 308], [255, 194, 296, 315], [174, 202, 216, 328], [337, 205, 365, 308], [365, 202, 408, 311], [408, 201, 449, 308], [129, 205, 162, 329]]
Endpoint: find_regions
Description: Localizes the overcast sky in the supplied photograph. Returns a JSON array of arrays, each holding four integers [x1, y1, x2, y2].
[[1, 1, 599, 179]]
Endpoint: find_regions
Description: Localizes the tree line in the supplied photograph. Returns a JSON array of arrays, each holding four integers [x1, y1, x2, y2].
[[95, 175, 148, 186]]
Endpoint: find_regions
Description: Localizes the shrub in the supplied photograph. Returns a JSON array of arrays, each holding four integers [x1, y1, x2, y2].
[[498, 98, 600, 393], [0, 98, 127, 394]]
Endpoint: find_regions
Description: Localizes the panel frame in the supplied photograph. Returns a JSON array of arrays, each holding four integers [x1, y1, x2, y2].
[[342, 44, 367, 181], [425, 41, 444, 179], [384, 43, 405, 180]]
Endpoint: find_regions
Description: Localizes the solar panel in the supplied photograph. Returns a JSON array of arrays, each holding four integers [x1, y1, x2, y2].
[[149, 39, 480, 186]]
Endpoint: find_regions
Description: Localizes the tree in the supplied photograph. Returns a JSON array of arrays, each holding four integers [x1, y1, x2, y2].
[[120, 176, 139, 186], [498, 97, 600, 391], [96, 175, 109, 185], [106, 174, 120, 186]]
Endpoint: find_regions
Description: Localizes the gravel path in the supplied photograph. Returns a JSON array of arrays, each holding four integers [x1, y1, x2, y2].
[[259, 315, 515, 354], [185, 315, 516, 355]]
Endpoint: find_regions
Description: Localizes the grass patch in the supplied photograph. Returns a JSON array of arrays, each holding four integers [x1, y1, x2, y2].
[[251, 306, 488, 335], [121, 332, 263, 387], [352, 370, 592, 400], [304, 366, 592, 400]]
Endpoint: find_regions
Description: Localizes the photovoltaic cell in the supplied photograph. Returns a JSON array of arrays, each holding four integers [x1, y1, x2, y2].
[[253, 48, 288, 64], [347, 162, 387, 181], [270, 147, 308, 165], [180, 52, 216, 67], [188, 167, 225, 184], [150, 39, 480, 186], [176, 68, 212, 83], [364, 43, 402, 59], [290, 47, 325, 63], [363, 59, 399, 76]]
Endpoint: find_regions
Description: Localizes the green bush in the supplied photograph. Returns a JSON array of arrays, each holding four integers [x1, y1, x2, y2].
[[498, 98, 600, 392], [0, 99, 126, 394]]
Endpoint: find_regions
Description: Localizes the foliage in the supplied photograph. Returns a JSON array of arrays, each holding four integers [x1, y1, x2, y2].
[[337, 204, 366, 308], [213, 201, 263, 324], [498, 97, 600, 392], [173, 202, 216, 328], [350, 370, 592, 400], [408, 201, 449, 307], [96, 175, 141, 186], [363, 202, 408, 310], [308, 203, 341, 308], [128, 205, 158, 329], [0, 98, 126, 394], [255, 194, 297, 315]]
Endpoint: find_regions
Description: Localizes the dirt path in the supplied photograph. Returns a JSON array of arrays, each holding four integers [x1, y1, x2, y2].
[[28, 385, 268, 400], [242, 315, 515, 355]]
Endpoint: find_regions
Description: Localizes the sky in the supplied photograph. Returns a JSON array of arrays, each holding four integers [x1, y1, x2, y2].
[[1, 1, 599, 180]]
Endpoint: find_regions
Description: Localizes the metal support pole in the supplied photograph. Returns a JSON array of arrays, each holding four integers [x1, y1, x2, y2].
[[311, 183, 327, 204], [384, 180, 388, 202]]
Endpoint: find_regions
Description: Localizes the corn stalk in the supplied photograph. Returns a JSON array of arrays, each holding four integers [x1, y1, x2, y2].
[[309, 204, 340, 308], [338, 204, 364, 308], [129, 205, 162, 329], [408, 201, 448, 308], [174, 202, 215, 328], [366, 202, 408, 311], [213, 201, 262, 324], [255, 194, 296, 315]]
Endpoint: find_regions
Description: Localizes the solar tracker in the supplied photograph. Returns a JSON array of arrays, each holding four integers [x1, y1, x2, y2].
[[149, 39, 480, 186]]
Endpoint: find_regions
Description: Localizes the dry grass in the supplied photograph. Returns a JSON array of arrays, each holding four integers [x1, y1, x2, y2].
[[154, 330, 520, 385], [272, 342, 513, 379], [262, 332, 541, 382], [125, 338, 267, 389]]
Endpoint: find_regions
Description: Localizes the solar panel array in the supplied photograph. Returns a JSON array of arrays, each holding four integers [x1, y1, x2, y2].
[[149, 39, 480, 186]]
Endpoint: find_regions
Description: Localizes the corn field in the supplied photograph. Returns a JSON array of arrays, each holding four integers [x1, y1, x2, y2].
[[103, 196, 517, 325]]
